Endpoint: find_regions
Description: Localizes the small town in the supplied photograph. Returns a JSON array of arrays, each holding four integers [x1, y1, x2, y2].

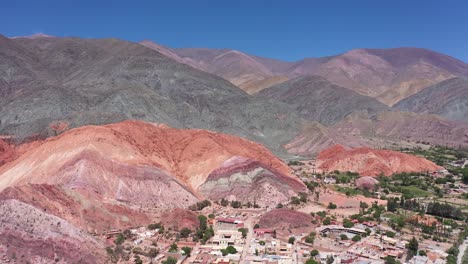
[[96, 146, 468, 264]]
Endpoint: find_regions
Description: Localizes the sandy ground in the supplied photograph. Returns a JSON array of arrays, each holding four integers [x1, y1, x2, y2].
[[297, 188, 385, 217]]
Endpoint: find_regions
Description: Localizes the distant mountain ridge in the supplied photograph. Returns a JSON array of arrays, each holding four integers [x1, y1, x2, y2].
[[168, 44, 468, 106], [1, 34, 467, 158], [394, 77, 468, 122], [0, 35, 303, 154], [255, 75, 389, 125]]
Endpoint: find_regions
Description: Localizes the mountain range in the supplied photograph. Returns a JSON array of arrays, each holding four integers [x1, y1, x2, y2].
[[1, 34, 468, 158], [142, 40, 468, 106], [394, 76, 468, 122], [1, 33, 468, 263]]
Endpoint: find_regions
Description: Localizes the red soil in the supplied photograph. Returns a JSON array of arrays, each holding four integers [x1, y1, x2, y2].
[[317, 144, 347, 160], [161, 208, 200, 231], [317, 145, 442, 176]]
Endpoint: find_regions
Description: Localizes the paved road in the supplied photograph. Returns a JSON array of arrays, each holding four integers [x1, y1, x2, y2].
[[240, 214, 254, 264], [457, 238, 468, 264]]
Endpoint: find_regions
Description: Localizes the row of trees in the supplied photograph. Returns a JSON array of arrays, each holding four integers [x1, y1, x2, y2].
[[387, 197, 464, 221], [218, 198, 259, 208]]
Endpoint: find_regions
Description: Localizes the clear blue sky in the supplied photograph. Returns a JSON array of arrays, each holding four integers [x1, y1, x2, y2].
[[2, 0, 467, 62]]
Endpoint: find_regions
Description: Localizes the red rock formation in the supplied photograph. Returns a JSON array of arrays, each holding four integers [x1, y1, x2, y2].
[[317, 145, 442, 176], [161, 208, 200, 231], [200, 156, 305, 206], [317, 144, 347, 160], [258, 208, 314, 233], [0, 120, 304, 231]]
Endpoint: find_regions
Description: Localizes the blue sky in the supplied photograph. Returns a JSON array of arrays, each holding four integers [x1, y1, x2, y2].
[[2, 0, 467, 62]]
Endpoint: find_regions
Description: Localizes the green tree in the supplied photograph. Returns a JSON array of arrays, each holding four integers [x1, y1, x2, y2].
[[352, 235, 361, 242], [310, 249, 319, 257], [360, 201, 369, 214], [290, 196, 301, 205], [169, 243, 178, 253], [305, 259, 318, 264], [221, 246, 237, 256], [343, 218, 354, 228], [182, 246, 192, 256], [147, 247, 159, 258], [230, 200, 242, 208], [299, 192, 308, 203], [114, 233, 125, 245], [305, 236, 315, 243], [384, 256, 400, 264], [407, 237, 419, 258], [327, 202, 337, 209], [198, 215, 207, 230], [323, 217, 331, 225], [238, 228, 248, 239], [134, 255, 143, 264], [288, 236, 296, 244], [340, 234, 348, 240], [147, 222, 162, 230], [179, 227, 192, 238], [462, 167, 468, 184], [162, 257, 178, 264], [220, 198, 229, 206]]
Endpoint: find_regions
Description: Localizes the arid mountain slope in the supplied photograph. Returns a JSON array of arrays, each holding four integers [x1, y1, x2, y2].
[[394, 77, 468, 122], [285, 111, 468, 156], [287, 48, 468, 105], [0, 35, 302, 153], [2, 35, 467, 158], [0, 199, 106, 263], [173, 47, 288, 93], [173, 46, 468, 105], [316, 145, 442, 176], [0, 121, 305, 230], [256, 75, 388, 125]]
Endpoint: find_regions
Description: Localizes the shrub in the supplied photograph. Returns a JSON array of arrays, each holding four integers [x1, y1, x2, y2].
[[230, 200, 242, 208], [182, 246, 192, 256], [147, 222, 162, 230], [179, 227, 192, 238], [114, 233, 125, 245], [162, 257, 178, 264], [310, 249, 319, 256], [343, 218, 354, 228], [169, 243, 178, 253]]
